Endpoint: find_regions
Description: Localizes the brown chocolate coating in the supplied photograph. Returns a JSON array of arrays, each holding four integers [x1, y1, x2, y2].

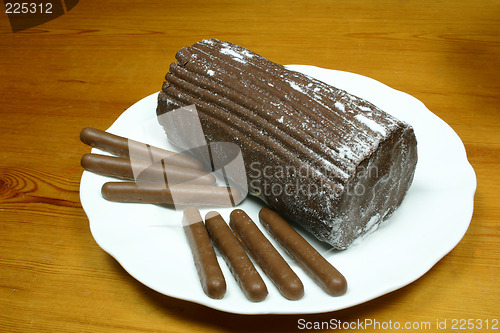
[[205, 211, 268, 302], [80, 127, 203, 170], [259, 207, 347, 296], [81, 153, 215, 185], [156, 39, 418, 249], [101, 182, 241, 206], [182, 206, 226, 299], [229, 209, 304, 300]]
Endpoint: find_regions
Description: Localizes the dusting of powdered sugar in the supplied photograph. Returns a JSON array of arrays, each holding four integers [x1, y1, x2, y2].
[[334, 101, 345, 112], [355, 114, 387, 136], [336, 146, 356, 161], [365, 214, 380, 231], [320, 158, 349, 179], [202, 39, 216, 46], [288, 80, 306, 93], [219, 42, 254, 64], [349, 214, 382, 247]]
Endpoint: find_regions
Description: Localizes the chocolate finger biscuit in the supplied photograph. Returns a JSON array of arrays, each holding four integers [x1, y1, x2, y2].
[[101, 182, 242, 206], [259, 207, 347, 296], [205, 211, 268, 302], [81, 153, 215, 185], [80, 127, 204, 170], [229, 209, 304, 300], [183, 206, 226, 299]]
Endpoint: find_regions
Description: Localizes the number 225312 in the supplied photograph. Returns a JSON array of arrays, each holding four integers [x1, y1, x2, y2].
[[5, 2, 53, 14]]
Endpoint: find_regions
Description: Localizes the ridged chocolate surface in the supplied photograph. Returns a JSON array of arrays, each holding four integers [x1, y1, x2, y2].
[[157, 39, 418, 249]]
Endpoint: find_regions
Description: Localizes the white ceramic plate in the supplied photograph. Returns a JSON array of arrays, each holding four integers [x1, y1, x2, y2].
[[80, 65, 476, 314]]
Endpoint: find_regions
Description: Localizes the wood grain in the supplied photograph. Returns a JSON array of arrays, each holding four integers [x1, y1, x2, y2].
[[0, 0, 498, 332]]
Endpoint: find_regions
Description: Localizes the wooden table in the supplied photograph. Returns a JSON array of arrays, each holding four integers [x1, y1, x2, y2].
[[1, 1, 498, 331]]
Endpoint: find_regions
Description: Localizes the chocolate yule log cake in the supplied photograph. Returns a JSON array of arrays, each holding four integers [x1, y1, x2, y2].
[[156, 39, 418, 249]]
